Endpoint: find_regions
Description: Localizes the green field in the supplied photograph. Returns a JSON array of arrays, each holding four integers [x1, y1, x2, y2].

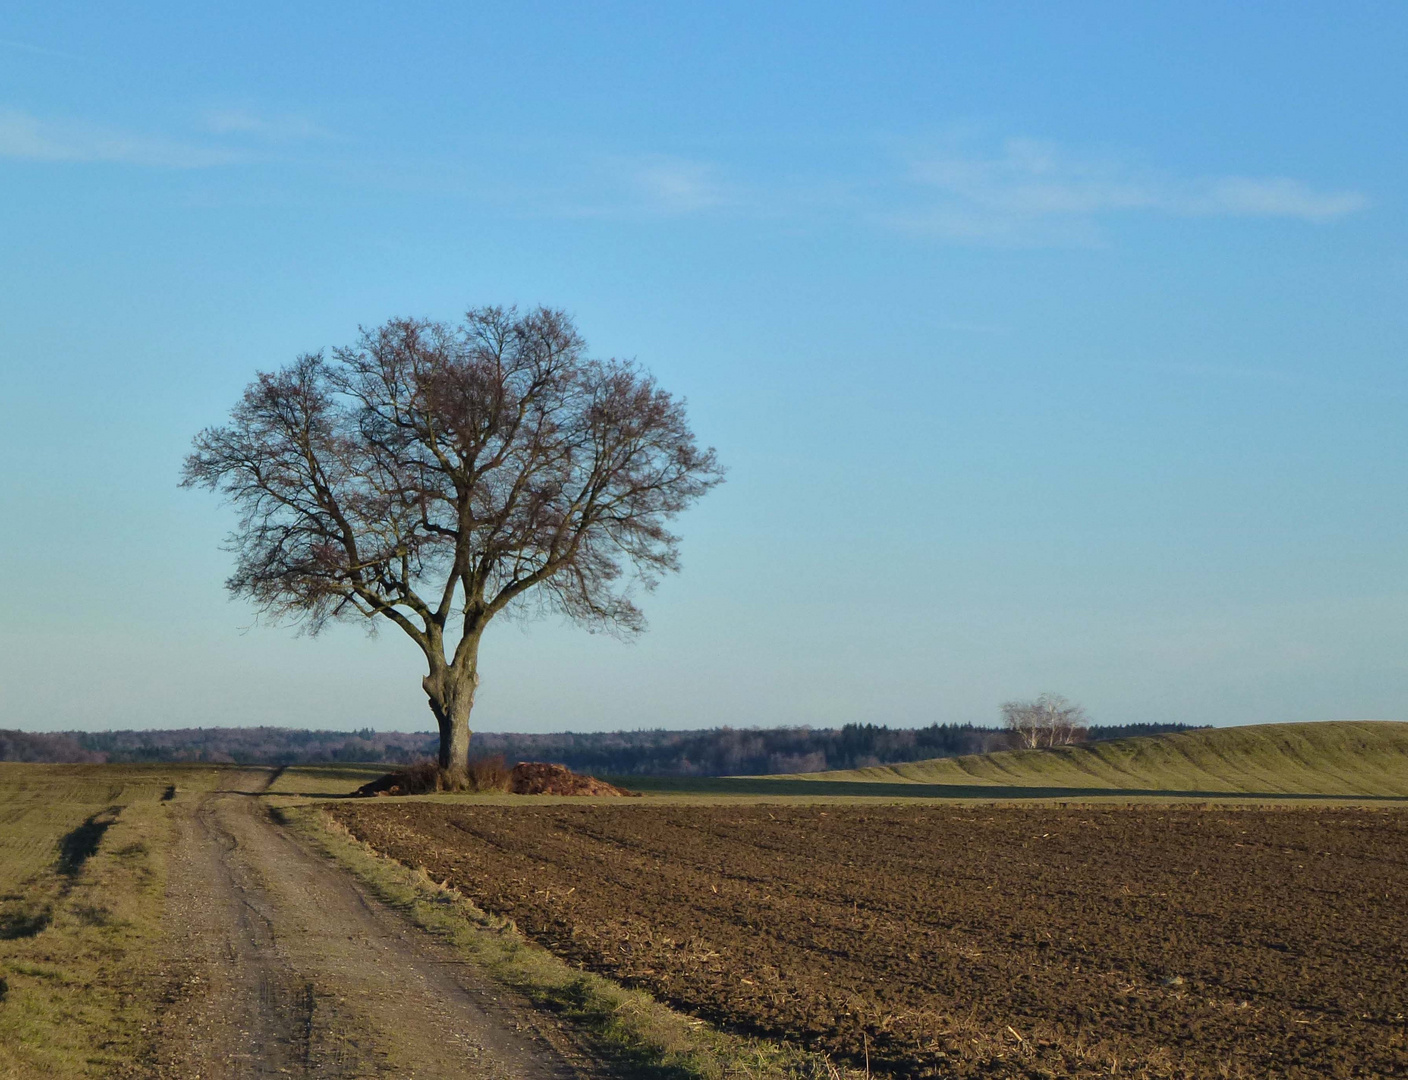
[[616, 720, 1408, 800], [789, 720, 1408, 794], [263, 761, 387, 796]]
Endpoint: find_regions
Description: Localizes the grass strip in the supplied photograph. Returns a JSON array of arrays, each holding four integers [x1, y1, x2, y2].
[[280, 802, 857, 1080], [0, 765, 230, 1079], [0, 799, 171, 1079]]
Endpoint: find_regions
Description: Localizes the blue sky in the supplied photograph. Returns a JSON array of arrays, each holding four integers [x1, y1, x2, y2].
[[2, 3, 1405, 733]]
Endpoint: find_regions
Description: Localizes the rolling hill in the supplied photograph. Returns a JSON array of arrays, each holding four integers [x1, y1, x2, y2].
[[788, 720, 1408, 797]]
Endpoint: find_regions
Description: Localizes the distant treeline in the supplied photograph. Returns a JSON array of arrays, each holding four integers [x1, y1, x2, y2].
[[0, 729, 107, 764], [0, 722, 1204, 774], [36, 727, 436, 766]]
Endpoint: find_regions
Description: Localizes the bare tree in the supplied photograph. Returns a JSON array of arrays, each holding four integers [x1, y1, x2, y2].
[[182, 306, 724, 777], [1001, 694, 1089, 750]]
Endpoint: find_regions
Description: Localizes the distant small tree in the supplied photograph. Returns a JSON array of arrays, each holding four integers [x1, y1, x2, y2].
[[183, 306, 724, 778], [1001, 694, 1089, 750]]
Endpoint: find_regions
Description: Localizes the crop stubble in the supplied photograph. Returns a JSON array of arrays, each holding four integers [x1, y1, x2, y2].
[[331, 803, 1408, 1079]]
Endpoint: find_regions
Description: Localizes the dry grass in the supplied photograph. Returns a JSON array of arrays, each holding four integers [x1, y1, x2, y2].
[[467, 753, 513, 792], [0, 763, 222, 1079]]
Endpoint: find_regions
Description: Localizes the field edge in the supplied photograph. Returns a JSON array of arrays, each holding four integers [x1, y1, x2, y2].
[[279, 800, 859, 1080]]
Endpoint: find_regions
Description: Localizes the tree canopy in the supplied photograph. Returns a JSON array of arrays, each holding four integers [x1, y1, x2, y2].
[[1001, 694, 1089, 749], [183, 306, 723, 773]]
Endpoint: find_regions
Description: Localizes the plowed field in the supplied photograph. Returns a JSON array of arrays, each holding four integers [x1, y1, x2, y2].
[[331, 803, 1408, 1079]]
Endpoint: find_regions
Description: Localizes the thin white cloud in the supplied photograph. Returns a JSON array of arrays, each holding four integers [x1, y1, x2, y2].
[[0, 107, 238, 168], [0, 38, 77, 60], [519, 155, 740, 219], [628, 156, 732, 214], [202, 108, 329, 142], [893, 138, 1367, 243], [1196, 177, 1368, 222]]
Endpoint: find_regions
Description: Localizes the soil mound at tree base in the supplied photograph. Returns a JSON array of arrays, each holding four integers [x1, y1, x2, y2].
[[354, 760, 635, 797], [508, 762, 637, 796]]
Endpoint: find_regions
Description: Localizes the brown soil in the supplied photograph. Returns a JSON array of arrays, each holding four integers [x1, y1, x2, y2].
[[150, 771, 595, 1079], [508, 763, 636, 797], [331, 802, 1408, 1079]]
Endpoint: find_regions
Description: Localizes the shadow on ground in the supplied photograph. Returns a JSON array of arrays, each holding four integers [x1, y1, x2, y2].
[[57, 807, 122, 877]]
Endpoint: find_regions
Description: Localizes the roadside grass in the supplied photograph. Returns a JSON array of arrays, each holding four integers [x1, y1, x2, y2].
[[262, 761, 387, 796], [781, 720, 1408, 797], [0, 764, 220, 1080], [279, 794, 860, 1080]]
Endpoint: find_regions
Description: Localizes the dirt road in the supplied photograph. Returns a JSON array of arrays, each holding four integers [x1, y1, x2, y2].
[[151, 772, 590, 1079]]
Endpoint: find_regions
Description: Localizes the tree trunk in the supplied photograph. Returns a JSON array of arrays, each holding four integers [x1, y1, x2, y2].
[[423, 650, 480, 776]]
